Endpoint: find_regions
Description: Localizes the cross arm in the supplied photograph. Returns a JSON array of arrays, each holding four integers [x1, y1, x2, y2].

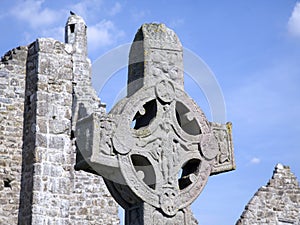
[[74, 113, 125, 184], [210, 122, 235, 175]]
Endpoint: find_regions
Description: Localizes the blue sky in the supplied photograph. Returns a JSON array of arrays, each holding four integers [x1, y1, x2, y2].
[[1, 1, 300, 224]]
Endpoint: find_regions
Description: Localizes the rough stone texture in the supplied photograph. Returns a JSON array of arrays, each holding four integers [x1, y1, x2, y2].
[[75, 23, 235, 225], [67, 14, 116, 225], [0, 46, 27, 224], [8, 13, 300, 225], [128, 23, 184, 96], [236, 163, 300, 225], [0, 14, 119, 225]]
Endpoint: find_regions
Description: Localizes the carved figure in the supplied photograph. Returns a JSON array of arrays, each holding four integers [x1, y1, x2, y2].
[[75, 23, 235, 224]]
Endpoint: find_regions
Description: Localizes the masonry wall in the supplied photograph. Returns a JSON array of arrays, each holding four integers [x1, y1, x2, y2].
[[17, 38, 75, 224], [66, 14, 118, 224], [0, 46, 27, 224], [0, 15, 119, 225], [236, 164, 300, 225]]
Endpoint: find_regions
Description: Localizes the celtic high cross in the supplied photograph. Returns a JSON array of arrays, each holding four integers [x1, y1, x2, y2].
[[75, 23, 235, 224]]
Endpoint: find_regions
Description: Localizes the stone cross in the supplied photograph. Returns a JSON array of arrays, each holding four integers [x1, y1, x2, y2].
[[75, 23, 235, 225]]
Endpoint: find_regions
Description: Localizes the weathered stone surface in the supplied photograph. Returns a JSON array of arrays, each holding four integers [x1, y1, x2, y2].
[[128, 23, 184, 96], [5, 10, 293, 225], [236, 164, 300, 225], [210, 122, 235, 175], [75, 23, 235, 224], [0, 45, 27, 225], [0, 13, 119, 225]]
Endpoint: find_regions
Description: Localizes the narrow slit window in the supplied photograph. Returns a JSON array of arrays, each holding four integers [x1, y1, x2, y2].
[[70, 24, 75, 33]]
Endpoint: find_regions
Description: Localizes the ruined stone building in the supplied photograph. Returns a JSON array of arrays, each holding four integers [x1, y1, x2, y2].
[[237, 164, 300, 225], [0, 14, 119, 225], [0, 12, 299, 225]]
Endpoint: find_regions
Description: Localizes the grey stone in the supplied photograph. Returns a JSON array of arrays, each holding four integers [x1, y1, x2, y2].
[[0, 13, 119, 225], [3, 10, 296, 225], [0, 71, 8, 77], [236, 164, 300, 225], [75, 23, 235, 224], [0, 97, 12, 104]]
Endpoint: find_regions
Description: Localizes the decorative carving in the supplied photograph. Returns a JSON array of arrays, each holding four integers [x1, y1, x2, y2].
[[200, 133, 219, 160], [150, 49, 182, 83], [75, 23, 235, 224], [210, 122, 235, 175], [99, 115, 116, 155], [153, 208, 184, 225], [160, 188, 178, 216], [155, 80, 175, 103]]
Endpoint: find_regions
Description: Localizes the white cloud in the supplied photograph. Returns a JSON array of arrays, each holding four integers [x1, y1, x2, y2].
[[227, 61, 300, 130], [170, 18, 185, 28], [41, 26, 65, 43], [109, 2, 122, 16], [70, 0, 103, 22], [288, 2, 300, 37], [250, 157, 261, 164], [10, 0, 64, 29], [8, 0, 124, 52], [68, 1, 125, 51], [88, 20, 125, 51], [131, 10, 150, 21], [227, 60, 300, 167]]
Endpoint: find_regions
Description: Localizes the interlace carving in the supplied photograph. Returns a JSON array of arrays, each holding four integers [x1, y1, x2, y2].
[[75, 23, 235, 225]]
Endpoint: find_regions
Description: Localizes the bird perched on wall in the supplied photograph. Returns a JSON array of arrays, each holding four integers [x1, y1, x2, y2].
[[70, 11, 76, 15]]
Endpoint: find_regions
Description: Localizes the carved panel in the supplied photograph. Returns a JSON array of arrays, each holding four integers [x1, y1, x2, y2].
[[210, 122, 235, 175]]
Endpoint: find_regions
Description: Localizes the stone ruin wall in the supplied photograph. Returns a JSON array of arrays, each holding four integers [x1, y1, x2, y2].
[[0, 15, 119, 225], [0, 46, 27, 224], [236, 164, 300, 225], [1, 13, 299, 225]]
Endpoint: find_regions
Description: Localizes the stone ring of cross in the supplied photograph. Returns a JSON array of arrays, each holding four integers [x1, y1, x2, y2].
[[110, 77, 219, 216], [75, 23, 234, 224]]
